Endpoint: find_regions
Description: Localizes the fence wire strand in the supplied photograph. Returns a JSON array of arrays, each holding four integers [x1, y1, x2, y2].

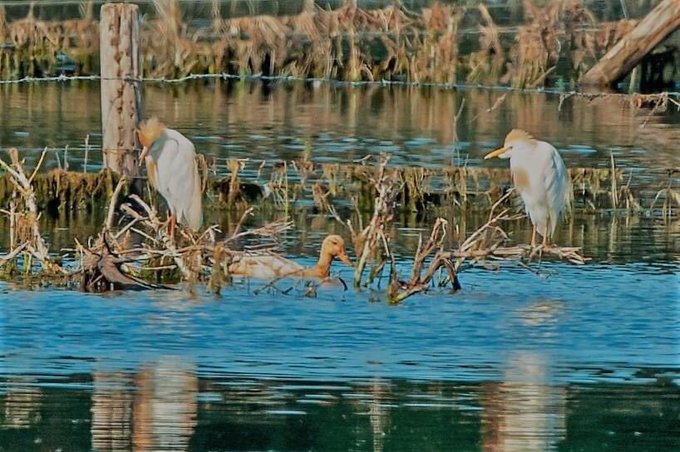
[[2, 72, 680, 106]]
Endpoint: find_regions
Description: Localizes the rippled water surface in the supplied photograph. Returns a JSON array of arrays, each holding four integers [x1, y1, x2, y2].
[[1, 80, 679, 450]]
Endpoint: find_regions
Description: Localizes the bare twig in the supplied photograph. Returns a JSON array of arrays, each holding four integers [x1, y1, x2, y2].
[[105, 176, 127, 231]]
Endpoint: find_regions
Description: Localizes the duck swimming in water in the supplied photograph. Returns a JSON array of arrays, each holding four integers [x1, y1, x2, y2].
[[228, 234, 352, 279]]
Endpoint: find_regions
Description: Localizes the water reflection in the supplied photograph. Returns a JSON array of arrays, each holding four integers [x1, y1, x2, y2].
[[133, 358, 198, 451], [0, 368, 678, 450], [481, 299, 567, 451], [91, 372, 134, 450], [90, 358, 197, 452], [2, 81, 680, 174], [2, 377, 42, 429], [367, 378, 389, 452], [482, 352, 566, 452]]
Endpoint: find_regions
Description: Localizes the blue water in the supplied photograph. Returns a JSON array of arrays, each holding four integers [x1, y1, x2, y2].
[[2, 262, 677, 385], [1, 80, 679, 450]]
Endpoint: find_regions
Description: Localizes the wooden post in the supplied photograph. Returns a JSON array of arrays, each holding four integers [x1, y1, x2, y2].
[[580, 0, 680, 87], [100, 3, 142, 177]]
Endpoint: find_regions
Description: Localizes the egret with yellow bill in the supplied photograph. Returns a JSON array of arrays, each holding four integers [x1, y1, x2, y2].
[[137, 117, 203, 234], [484, 129, 571, 248]]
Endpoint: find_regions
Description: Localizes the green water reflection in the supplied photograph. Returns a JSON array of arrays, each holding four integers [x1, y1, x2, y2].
[[1, 369, 679, 451]]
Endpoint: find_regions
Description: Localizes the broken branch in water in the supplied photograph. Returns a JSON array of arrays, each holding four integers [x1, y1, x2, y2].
[[387, 217, 460, 303], [348, 154, 400, 288], [441, 190, 589, 271]]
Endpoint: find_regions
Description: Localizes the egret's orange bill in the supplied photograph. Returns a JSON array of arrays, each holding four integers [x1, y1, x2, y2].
[[138, 145, 150, 165], [484, 146, 507, 159]]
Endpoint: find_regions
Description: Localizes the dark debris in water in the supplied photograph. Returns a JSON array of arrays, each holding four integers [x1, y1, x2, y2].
[[0, 148, 667, 301]]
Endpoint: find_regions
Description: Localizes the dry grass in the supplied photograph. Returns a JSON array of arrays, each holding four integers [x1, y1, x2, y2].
[[0, 0, 643, 87], [0, 148, 67, 276], [0, 154, 654, 218], [0, 150, 592, 300]]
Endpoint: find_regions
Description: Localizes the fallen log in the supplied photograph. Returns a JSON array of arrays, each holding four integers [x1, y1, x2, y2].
[[580, 0, 680, 87]]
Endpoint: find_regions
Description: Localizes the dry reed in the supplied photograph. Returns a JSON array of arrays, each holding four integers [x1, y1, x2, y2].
[[0, 148, 669, 299], [0, 0, 643, 87]]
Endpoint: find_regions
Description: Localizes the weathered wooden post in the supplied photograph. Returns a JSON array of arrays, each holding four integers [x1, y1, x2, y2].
[[580, 0, 680, 88], [100, 3, 142, 177]]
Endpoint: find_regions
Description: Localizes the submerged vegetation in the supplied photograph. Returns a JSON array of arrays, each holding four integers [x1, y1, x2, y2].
[[0, 0, 648, 88], [2, 142, 678, 301]]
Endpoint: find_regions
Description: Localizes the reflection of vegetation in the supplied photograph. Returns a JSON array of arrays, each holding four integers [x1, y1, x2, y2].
[[1, 374, 678, 451], [0, 0, 647, 87]]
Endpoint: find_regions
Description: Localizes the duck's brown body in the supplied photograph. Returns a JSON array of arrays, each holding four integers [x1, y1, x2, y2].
[[228, 235, 352, 279]]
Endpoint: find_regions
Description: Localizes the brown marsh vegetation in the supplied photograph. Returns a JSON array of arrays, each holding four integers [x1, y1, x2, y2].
[[0, 0, 646, 87], [2, 141, 677, 301]]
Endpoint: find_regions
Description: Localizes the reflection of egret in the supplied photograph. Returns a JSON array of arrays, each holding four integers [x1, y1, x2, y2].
[[228, 234, 352, 279], [485, 130, 571, 247], [481, 351, 566, 452], [134, 357, 198, 451], [137, 117, 203, 233]]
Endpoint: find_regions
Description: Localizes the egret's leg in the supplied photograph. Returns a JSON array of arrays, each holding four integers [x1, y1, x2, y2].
[[542, 225, 549, 249], [530, 225, 537, 248], [168, 214, 177, 239]]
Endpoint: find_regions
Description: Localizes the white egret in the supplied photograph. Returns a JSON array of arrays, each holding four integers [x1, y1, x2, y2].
[[228, 234, 352, 279], [137, 117, 203, 233], [484, 129, 571, 247]]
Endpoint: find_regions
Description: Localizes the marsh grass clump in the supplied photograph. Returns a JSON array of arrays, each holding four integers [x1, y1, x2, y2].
[[0, 2, 98, 79], [650, 169, 680, 220], [0, 148, 67, 278], [466, 4, 505, 85], [0, 166, 121, 217], [0, 0, 642, 87], [161, 154, 653, 216], [0, 147, 670, 299]]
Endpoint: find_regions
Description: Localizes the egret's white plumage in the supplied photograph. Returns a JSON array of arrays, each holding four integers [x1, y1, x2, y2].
[[485, 129, 571, 246], [137, 117, 203, 231]]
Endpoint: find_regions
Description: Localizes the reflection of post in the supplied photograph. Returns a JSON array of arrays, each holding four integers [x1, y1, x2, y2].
[[100, 3, 142, 177], [368, 377, 389, 452], [2, 377, 42, 429], [133, 357, 198, 451], [90, 372, 135, 451], [481, 351, 566, 452]]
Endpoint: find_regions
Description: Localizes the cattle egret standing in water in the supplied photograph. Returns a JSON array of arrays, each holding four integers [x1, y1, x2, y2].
[[137, 117, 203, 234], [484, 129, 571, 248]]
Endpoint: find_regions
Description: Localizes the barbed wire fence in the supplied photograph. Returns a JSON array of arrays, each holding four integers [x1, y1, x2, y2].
[[2, 71, 678, 185]]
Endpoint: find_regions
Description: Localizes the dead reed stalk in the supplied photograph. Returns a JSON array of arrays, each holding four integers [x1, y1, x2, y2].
[[346, 154, 399, 287], [0, 148, 65, 275]]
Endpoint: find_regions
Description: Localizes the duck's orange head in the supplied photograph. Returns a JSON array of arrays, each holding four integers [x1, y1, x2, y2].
[[321, 234, 352, 266], [137, 117, 165, 164]]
